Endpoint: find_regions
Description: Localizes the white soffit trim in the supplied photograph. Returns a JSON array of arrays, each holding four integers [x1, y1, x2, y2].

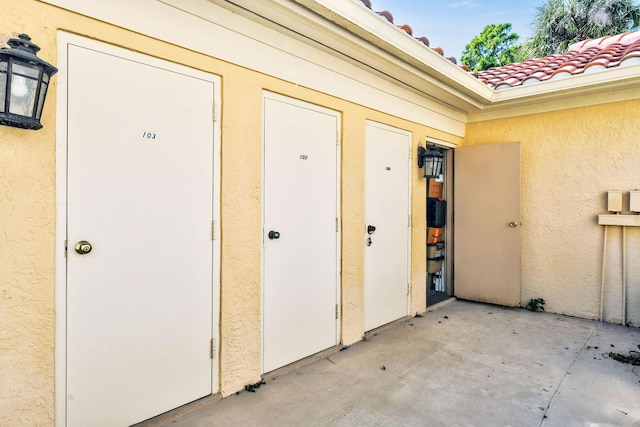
[[295, 0, 492, 98], [200, 0, 492, 111], [201, 0, 484, 114], [469, 64, 640, 122], [38, 0, 465, 136], [492, 63, 640, 102], [263, 0, 640, 120], [202, 0, 480, 111]]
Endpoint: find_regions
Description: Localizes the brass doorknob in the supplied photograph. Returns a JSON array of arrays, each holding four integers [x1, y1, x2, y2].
[[75, 240, 92, 254]]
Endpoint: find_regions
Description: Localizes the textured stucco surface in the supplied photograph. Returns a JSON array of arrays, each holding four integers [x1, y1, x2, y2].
[[7, 0, 638, 423], [1, 1, 462, 424], [1, 3, 58, 426], [466, 100, 640, 326], [0, 126, 56, 426]]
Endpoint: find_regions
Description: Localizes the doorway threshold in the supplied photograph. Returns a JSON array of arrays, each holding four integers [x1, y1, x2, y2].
[[427, 290, 452, 307], [135, 393, 222, 427]]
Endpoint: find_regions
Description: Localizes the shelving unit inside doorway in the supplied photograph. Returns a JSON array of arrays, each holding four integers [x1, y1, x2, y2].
[[426, 149, 453, 307]]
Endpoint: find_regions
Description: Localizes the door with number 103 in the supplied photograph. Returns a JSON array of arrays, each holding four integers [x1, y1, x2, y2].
[[63, 38, 220, 427]]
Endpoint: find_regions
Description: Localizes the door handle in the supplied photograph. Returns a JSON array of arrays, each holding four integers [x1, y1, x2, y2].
[[508, 222, 520, 228], [268, 230, 280, 240], [75, 240, 93, 254], [367, 225, 376, 234]]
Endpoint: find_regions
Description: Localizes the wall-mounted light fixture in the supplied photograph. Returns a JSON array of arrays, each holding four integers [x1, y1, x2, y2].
[[417, 145, 444, 178], [0, 34, 58, 130]]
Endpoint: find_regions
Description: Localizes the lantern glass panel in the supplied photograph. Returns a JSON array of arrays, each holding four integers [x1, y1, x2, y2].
[[424, 160, 436, 177], [36, 80, 48, 119], [435, 158, 443, 176], [9, 63, 40, 117], [0, 62, 6, 113]]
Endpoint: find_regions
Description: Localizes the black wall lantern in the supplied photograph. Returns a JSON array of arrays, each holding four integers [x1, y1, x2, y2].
[[0, 34, 58, 130], [417, 145, 444, 178]]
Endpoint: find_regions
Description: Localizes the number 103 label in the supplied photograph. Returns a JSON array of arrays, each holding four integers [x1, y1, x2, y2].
[[142, 131, 157, 140]]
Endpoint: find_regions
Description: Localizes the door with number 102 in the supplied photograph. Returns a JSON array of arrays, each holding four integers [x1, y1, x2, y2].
[[262, 93, 340, 373]]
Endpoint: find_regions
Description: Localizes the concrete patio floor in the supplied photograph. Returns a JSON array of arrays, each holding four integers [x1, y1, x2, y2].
[[156, 299, 640, 426]]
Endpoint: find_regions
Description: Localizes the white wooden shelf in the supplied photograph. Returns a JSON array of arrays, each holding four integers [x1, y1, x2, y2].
[[598, 214, 640, 226]]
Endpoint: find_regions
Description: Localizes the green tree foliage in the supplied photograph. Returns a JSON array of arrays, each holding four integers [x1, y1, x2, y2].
[[525, 0, 640, 57], [461, 23, 524, 72]]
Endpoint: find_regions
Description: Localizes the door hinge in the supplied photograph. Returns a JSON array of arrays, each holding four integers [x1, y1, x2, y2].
[[210, 338, 216, 359], [212, 102, 217, 122], [64, 240, 68, 258], [336, 130, 339, 146], [211, 220, 217, 240], [407, 282, 411, 295], [263, 225, 267, 248], [335, 304, 339, 319], [336, 217, 339, 232], [408, 215, 411, 228]]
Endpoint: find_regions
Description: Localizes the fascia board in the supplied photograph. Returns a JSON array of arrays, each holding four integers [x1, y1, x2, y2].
[[468, 85, 640, 122], [297, 0, 640, 118], [207, 0, 489, 111], [222, 0, 640, 118], [468, 70, 640, 122], [292, 0, 494, 101], [491, 64, 640, 103]]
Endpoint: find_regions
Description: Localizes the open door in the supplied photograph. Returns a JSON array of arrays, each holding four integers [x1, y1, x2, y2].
[[454, 142, 521, 306]]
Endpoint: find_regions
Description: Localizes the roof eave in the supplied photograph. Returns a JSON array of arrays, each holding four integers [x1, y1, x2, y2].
[[206, 0, 640, 121], [466, 64, 640, 121], [293, 0, 494, 99], [207, 0, 494, 112]]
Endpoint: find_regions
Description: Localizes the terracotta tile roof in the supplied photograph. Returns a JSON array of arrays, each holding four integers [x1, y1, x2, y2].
[[357, 0, 459, 65], [473, 32, 640, 90]]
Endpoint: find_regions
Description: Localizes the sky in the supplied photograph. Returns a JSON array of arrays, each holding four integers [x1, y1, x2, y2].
[[368, 0, 544, 60]]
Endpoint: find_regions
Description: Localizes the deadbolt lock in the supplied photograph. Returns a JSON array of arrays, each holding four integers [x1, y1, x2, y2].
[[75, 240, 92, 254]]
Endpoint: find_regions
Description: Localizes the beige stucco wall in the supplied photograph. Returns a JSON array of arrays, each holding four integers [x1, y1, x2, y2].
[[1, 3, 58, 425], [0, 1, 461, 424], [466, 100, 640, 326], [7, 1, 638, 425]]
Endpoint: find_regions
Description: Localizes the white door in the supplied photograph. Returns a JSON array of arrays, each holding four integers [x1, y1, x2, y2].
[[364, 122, 411, 331], [454, 142, 521, 306], [263, 93, 340, 373], [65, 43, 218, 426]]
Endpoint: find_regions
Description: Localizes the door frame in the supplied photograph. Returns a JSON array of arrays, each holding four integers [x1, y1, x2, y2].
[[260, 91, 341, 373], [54, 32, 222, 426], [364, 120, 412, 330], [424, 137, 456, 300]]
